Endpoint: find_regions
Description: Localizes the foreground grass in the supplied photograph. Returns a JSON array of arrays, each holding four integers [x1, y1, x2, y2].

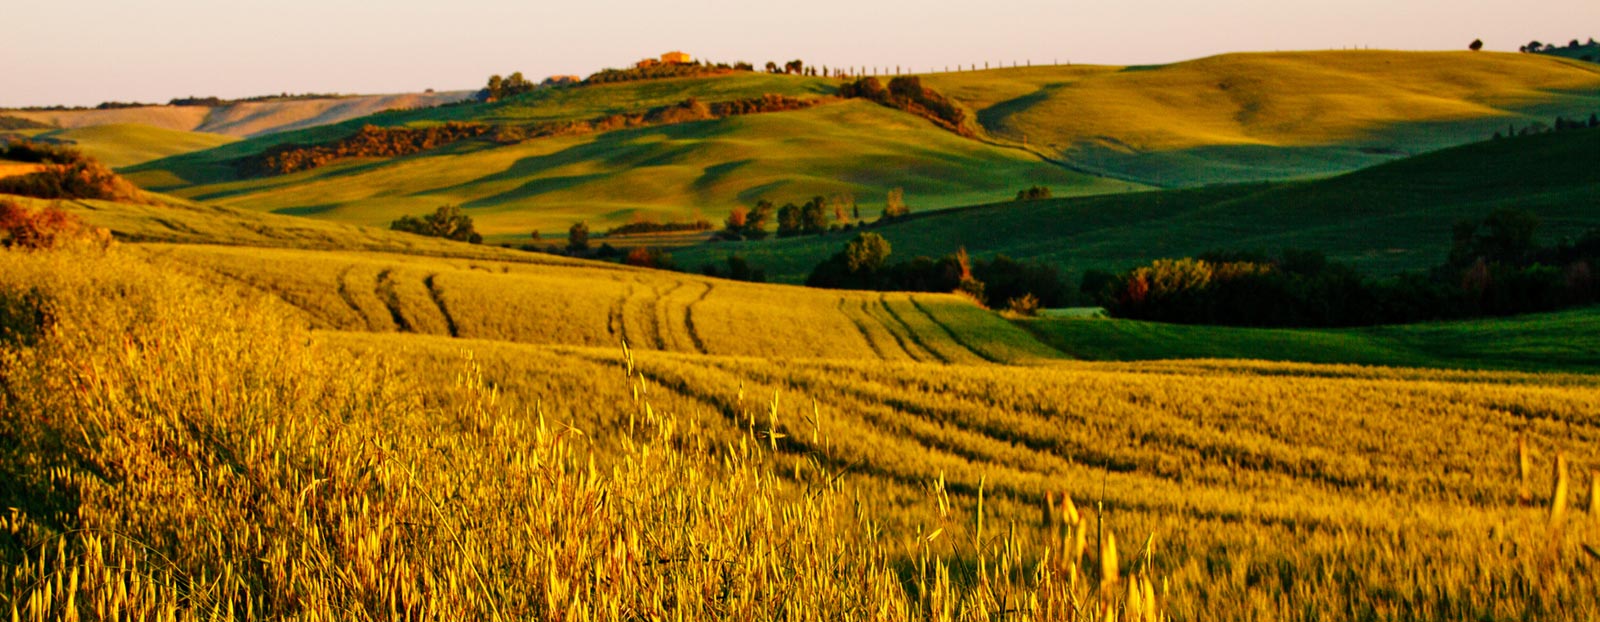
[[1019, 306, 1600, 373], [0, 247, 1153, 620], [4, 246, 1599, 620]]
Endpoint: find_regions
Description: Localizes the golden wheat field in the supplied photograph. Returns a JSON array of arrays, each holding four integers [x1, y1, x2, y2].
[[3, 235, 1599, 621]]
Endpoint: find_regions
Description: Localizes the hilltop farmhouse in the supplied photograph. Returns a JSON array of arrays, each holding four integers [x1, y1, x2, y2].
[[635, 51, 694, 69]]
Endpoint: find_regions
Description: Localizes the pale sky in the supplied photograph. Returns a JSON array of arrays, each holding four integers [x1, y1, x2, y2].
[[5, 0, 1596, 108]]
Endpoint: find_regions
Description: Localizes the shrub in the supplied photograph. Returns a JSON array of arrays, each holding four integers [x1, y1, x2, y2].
[[623, 247, 676, 270], [0, 158, 142, 203], [1016, 185, 1052, 201], [881, 187, 909, 220], [1006, 293, 1042, 317], [1, 140, 86, 165], [842, 76, 974, 137], [390, 205, 482, 244], [0, 200, 111, 250]]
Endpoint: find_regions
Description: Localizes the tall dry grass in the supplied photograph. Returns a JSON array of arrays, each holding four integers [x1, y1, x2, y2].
[[0, 246, 1159, 620]]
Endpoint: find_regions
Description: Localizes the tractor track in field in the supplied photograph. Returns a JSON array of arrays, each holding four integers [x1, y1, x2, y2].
[[878, 294, 947, 363], [334, 266, 368, 329], [838, 298, 889, 361], [607, 283, 630, 346], [622, 283, 660, 351], [683, 282, 712, 355], [375, 269, 413, 333], [908, 297, 1001, 364], [423, 273, 460, 338], [648, 284, 671, 350]]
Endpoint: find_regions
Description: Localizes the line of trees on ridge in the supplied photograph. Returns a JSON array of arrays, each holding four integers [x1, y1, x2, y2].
[[1092, 208, 1600, 327]]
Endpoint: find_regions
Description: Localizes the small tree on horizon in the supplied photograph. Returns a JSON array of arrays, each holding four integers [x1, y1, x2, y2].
[[776, 203, 803, 237], [882, 187, 910, 220], [1469, 39, 1484, 52], [800, 196, 829, 234], [568, 221, 590, 253]]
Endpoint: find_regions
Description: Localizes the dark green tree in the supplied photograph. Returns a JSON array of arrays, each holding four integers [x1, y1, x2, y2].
[[568, 221, 590, 253], [744, 200, 774, 239], [845, 232, 892, 273], [776, 203, 803, 237], [390, 205, 481, 244], [800, 196, 829, 235]]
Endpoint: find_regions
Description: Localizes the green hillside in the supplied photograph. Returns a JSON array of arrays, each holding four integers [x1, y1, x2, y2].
[[27, 123, 237, 168], [130, 101, 1131, 237], [674, 127, 1600, 282], [1022, 306, 1600, 373], [922, 50, 1600, 185]]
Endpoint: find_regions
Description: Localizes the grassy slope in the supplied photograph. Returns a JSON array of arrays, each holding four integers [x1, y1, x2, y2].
[[7, 193, 589, 263], [29, 124, 238, 168], [674, 127, 1600, 282], [143, 243, 1059, 363], [1019, 306, 1600, 373], [133, 101, 1129, 237], [28, 192, 1058, 364], [922, 51, 1600, 185], [46, 190, 1595, 376]]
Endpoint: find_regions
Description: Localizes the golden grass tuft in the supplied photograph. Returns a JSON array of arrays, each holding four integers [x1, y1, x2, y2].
[[1519, 433, 1534, 506], [1553, 453, 1570, 525]]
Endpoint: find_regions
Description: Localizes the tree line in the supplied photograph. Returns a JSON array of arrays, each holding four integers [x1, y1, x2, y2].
[[583, 63, 739, 86], [804, 232, 1072, 313], [1492, 113, 1600, 140], [1521, 37, 1598, 60], [717, 189, 903, 242], [1093, 208, 1600, 327], [240, 93, 831, 178], [168, 93, 346, 107], [479, 73, 538, 102], [605, 219, 713, 236], [839, 76, 973, 137], [239, 123, 492, 176]]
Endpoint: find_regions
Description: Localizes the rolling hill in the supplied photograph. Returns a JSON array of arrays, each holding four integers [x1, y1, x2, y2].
[[113, 51, 1600, 245], [21, 124, 238, 168], [674, 126, 1600, 282], [130, 100, 1131, 237], [922, 50, 1600, 185], [6, 91, 473, 138]]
